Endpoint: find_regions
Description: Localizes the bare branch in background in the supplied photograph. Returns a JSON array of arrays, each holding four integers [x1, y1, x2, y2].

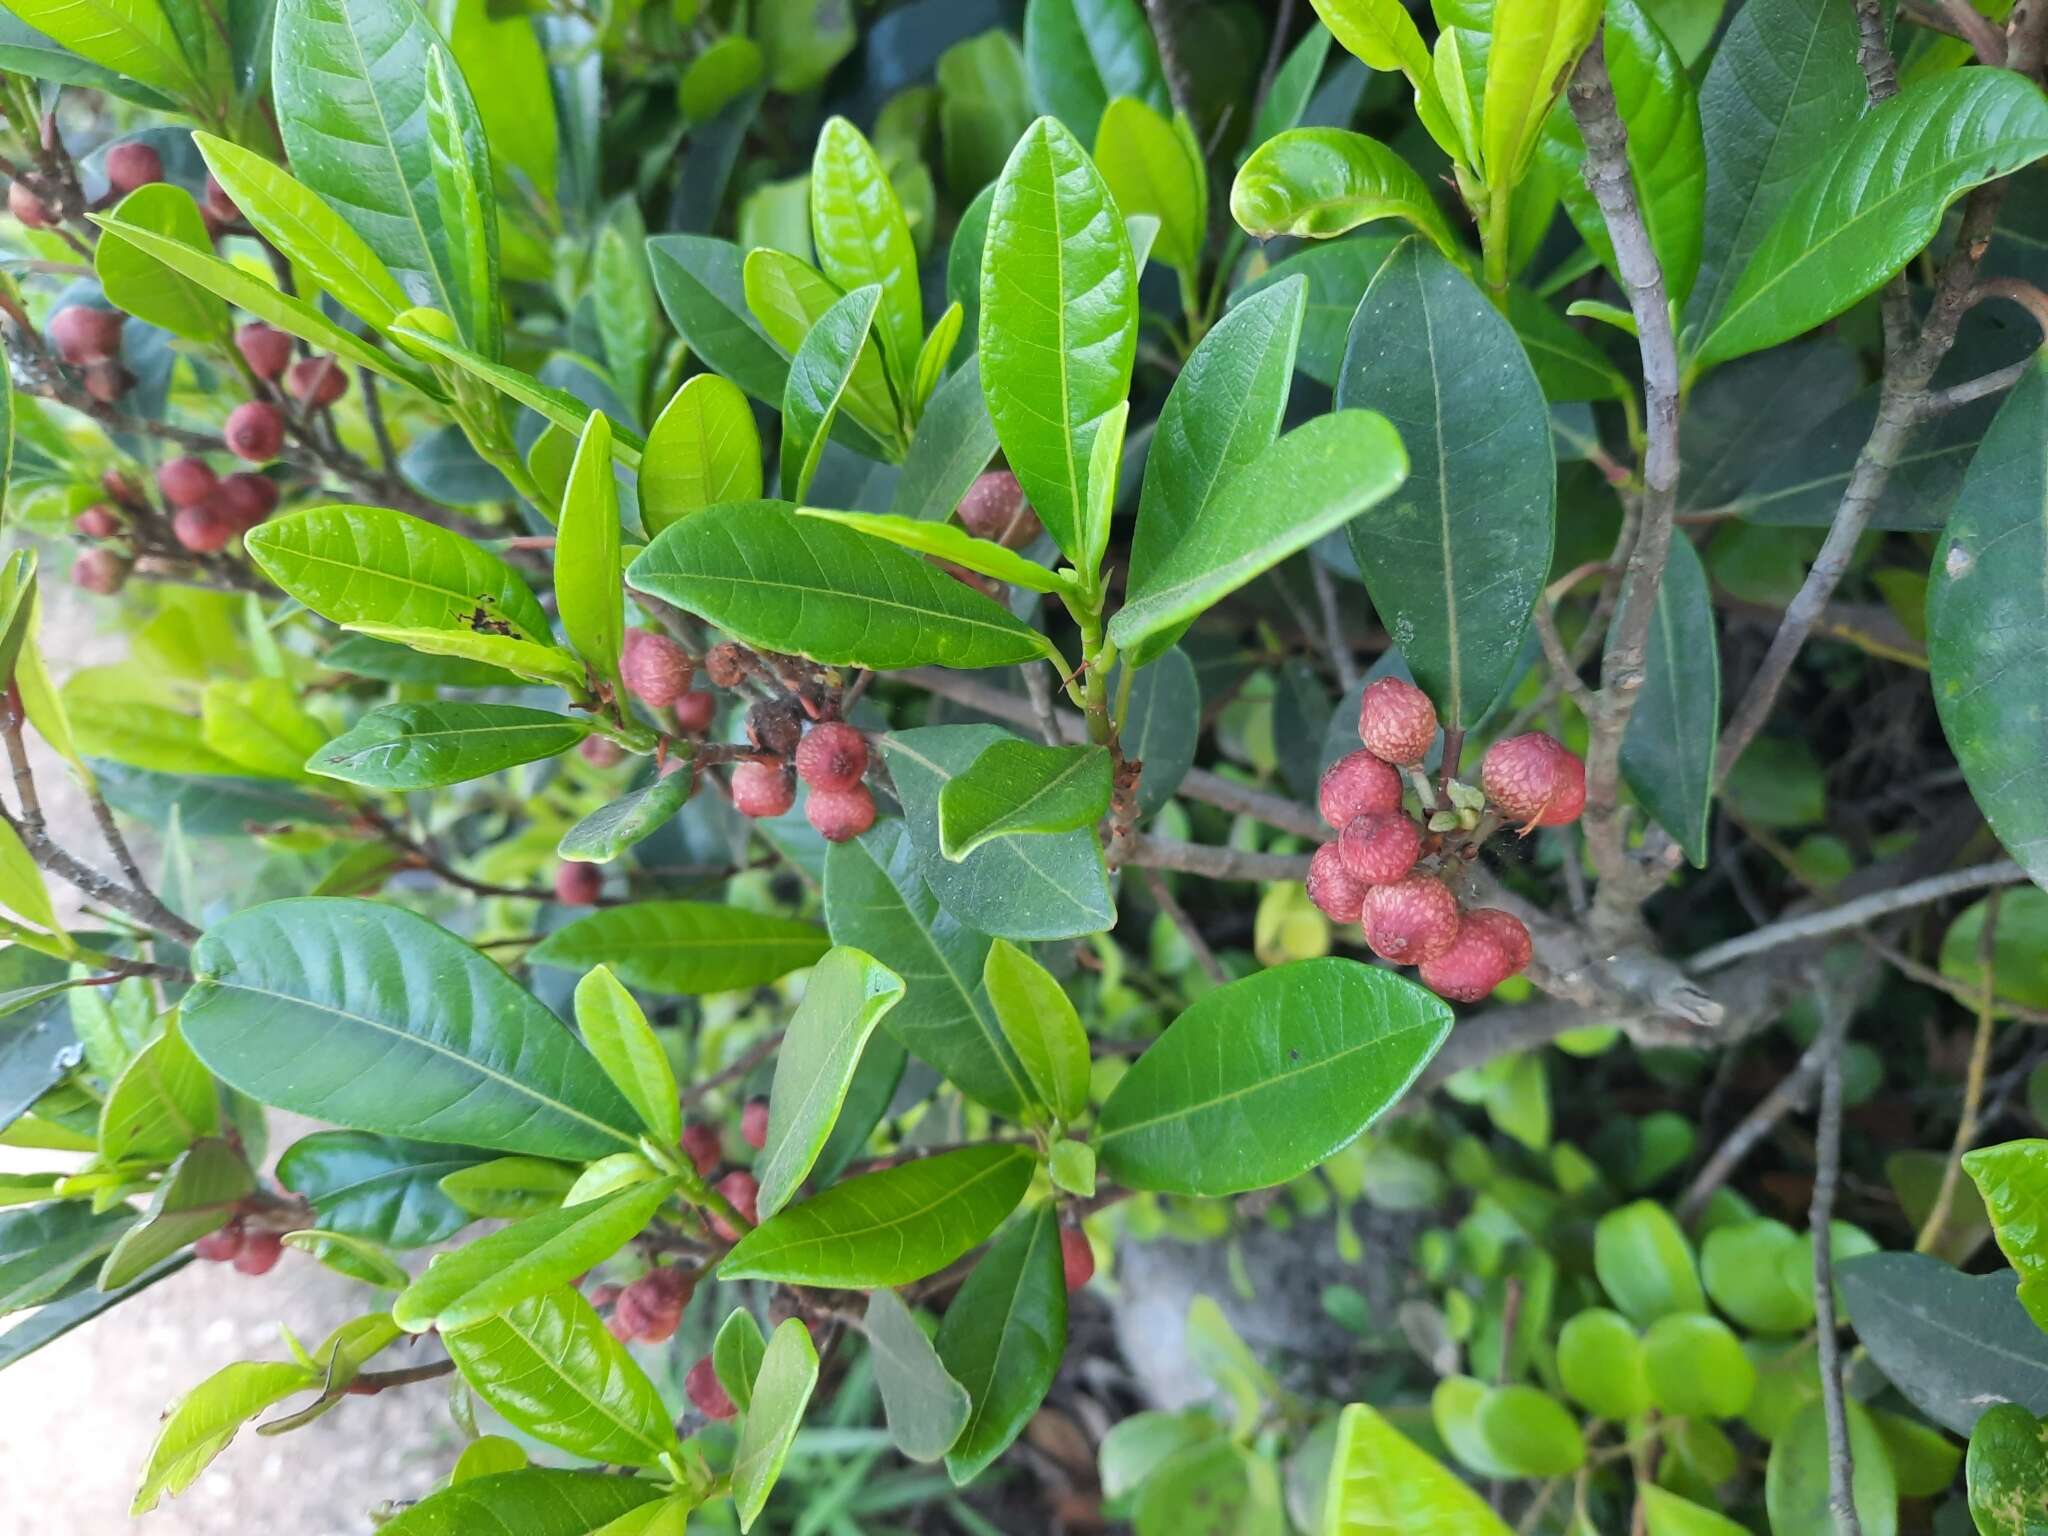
[[1809, 980, 1863, 1536]]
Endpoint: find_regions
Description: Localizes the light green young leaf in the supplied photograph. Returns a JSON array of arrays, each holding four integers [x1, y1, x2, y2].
[[423, 46, 499, 358], [573, 966, 681, 1149], [391, 1176, 679, 1332], [439, 1156, 580, 1219], [980, 115, 1138, 564], [865, 1287, 971, 1463], [755, 947, 905, 1218], [1326, 1401, 1510, 1534], [911, 300, 963, 417], [99, 1137, 252, 1288], [1230, 128, 1464, 260], [342, 623, 587, 696], [280, 1229, 411, 1289], [812, 116, 923, 412], [795, 507, 1067, 594], [1077, 398, 1126, 585], [557, 412, 624, 697], [94, 185, 227, 343], [983, 940, 1091, 1125], [780, 284, 880, 504], [1593, 1200, 1705, 1324], [376, 1469, 668, 1536], [132, 1359, 320, 1513], [741, 247, 901, 447], [530, 900, 829, 996], [714, 1306, 768, 1412], [0, 819, 60, 940], [1094, 96, 1206, 275], [938, 742, 1112, 862], [99, 1015, 216, 1164], [720, 1144, 1035, 1287], [200, 678, 327, 781], [557, 768, 695, 865], [640, 374, 763, 535], [733, 1318, 820, 1531], [4, 0, 200, 100], [1481, 0, 1600, 187], [1965, 1139, 2048, 1332]]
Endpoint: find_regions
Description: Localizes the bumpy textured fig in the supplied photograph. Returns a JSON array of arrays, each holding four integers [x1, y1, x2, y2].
[[81, 358, 130, 403], [202, 174, 239, 223], [8, 179, 50, 228], [1305, 842, 1365, 925], [225, 400, 285, 462], [1318, 749, 1403, 829], [740, 1099, 769, 1151], [72, 549, 130, 594], [1061, 1227, 1094, 1291], [957, 469, 1038, 546], [686, 1355, 737, 1420], [288, 355, 347, 407], [1418, 917, 1517, 1003], [747, 697, 805, 758], [49, 305, 123, 364], [233, 1230, 284, 1276], [104, 141, 163, 195], [236, 321, 293, 379], [806, 784, 876, 843], [554, 861, 602, 906], [193, 1224, 244, 1263], [681, 1122, 722, 1177], [795, 721, 867, 791], [1358, 676, 1438, 765], [1338, 810, 1422, 886], [1462, 907, 1533, 976], [172, 502, 233, 554], [611, 1265, 694, 1343], [703, 642, 747, 688], [710, 1171, 759, 1241], [579, 735, 625, 768], [730, 759, 795, 819], [218, 472, 280, 532], [1481, 732, 1587, 828], [1359, 877, 1461, 964], [673, 690, 717, 734], [621, 628, 693, 708], [75, 505, 120, 539], [158, 456, 218, 509]]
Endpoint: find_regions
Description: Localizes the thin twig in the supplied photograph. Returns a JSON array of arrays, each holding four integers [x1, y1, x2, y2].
[[680, 1029, 785, 1107], [1809, 980, 1863, 1536], [1140, 865, 1228, 984], [1860, 930, 2048, 1026], [1128, 833, 1306, 883], [1917, 891, 2001, 1252], [1676, 1032, 1832, 1223], [1311, 559, 1361, 695], [1685, 858, 2024, 972]]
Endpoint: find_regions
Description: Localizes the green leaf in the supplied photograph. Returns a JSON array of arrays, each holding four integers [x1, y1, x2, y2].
[[755, 947, 904, 1218], [1126, 276, 1305, 665], [979, 115, 1138, 564], [435, 0, 555, 200], [281, 1229, 409, 1288], [1134, 1441, 1284, 1534], [1323, 1400, 1509, 1533], [937, 742, 1111, 863], [742, 248, 919, 451], [714, 1306, 767, 1412], [733, 1319, 820, 1532], [781, 284, 880, 504], [392, 1176, 677, 1333], [592, 202, 652, 416], [1966, 1139, 2048, 1331], [193, 136, 413, 330], [450, 1436, 528, 1484], [1121, 647, 1200, 815], [889, 353, 1000, 524], [0, 1199, 136, 1312], [200, 679, 327, 782], [94, 185, 227, 343], [1930, 363, 2048, 891], [982, 939, 1091, 1126], [1049, 1138, 1095, 1196], [558, 413, 624, 697], [641, 374, 762, 534], [720, 1144, 1035, 1286], [1593, 1200, 1704, 1325], [911, 301, 962, 417], [530, 901, 828, 996], [1475, 1383, 1584, 1476], [1640, 1486, 1753, 1536], [376, 1470, 668, 1536], [183, 898, 641, 1160], [1230, 129, 1464, 260], [1969, 1402, 2048, 1536], [557, 768, 696, 864], [1701, 1218, 1813, 1334], [443, 1287, 679, 1465], [865, 1287, 970, 1462], [1843, 1252, 2048, 1435], [1096, 958, 1450, 1196], [132, 1359, 321, 1513], [935, 1204, 1066, 1484], [341, 623, 587, 696], [275, 1131, 481, 1248], [1023, 0, 1167, 139], [938, 29, 1034, 197], [1618, 533, 1719, 866], [3, 0, 198, 98], [273, 0, 475, 330], [440, 1156, 579, 1220], [881, 726, 1117, 942], [99, 1137, 251, 1289], [312, 702, 588, 789], [572, 966, 681, 1149], [1556, 1307, 1650, 1420], [796, 507, 1065, 595], [812, 116, 922, 412], [1643, 1313, 1756, 1419], [647, 235, 790, 406], [1336, 239, 1555, 727], [1545, 0, 1705, 310], [1095, 97, 1206, 276], [387, 320, 645, 467], [247, 505, 551, 646], [1684, 0, 1866, 337], [1481, 0, 1599, 189], [628, 501, 1050, 671], [1766, 1399, 1898, 1536], [1253, 23, 1332, 150], [821, 825, 1033, 1117], [99, 1015, 215, 1164], [1109, 408, 1408, 658], [1697, 71, 2048, 369]]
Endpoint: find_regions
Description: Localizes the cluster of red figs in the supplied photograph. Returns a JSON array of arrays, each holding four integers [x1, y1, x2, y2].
[[191, 1219, 285, 1276], [1307, 678, 1583, 1003]]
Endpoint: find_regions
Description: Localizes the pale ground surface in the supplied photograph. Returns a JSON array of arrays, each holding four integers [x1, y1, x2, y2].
[[0, 576, 457, 1532]]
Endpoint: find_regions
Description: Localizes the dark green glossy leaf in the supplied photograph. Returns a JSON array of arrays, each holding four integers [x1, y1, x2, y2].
[[628, 501, 1049, 671], [529, 901, 828, 995], [1022, 0, 1167, 138], [0, 1253, 183, 1371], [1507, 287, 1628, 403], [866, 1287, 970, 1463], [647, 235, 790, 405], [888, 354, 999, 523], [183, 899, 641, 1159], [443, 1287, 679, 1465], [1698, 72, 2048, 369], [1121, 647, 1199, 815], [1930, 364, 2048, 891], [313, 702, 590, 789], [935, 1205, 1066, 1484], [755, 947, 905, 1218], [557, 768, 694, 864], [275, 1131, 483, 1248], [1227, 236, 1399, 388], [377, 1469, 668, 1536], [979, 115, 1138, 564], [720, 1144, 1035, 1286], [821, 825, 1033, 1117], [1337, 240, 1555, 728], [1969, 1402, 2048, 1536], [1095, 958, 1449, 1196], [937, 741, 1111, 862], [1619, 534, 1719, 867], [882, 725, 1116, 942], [1841, 1253, 2048, 1436], [781, 285, 880, 504]]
